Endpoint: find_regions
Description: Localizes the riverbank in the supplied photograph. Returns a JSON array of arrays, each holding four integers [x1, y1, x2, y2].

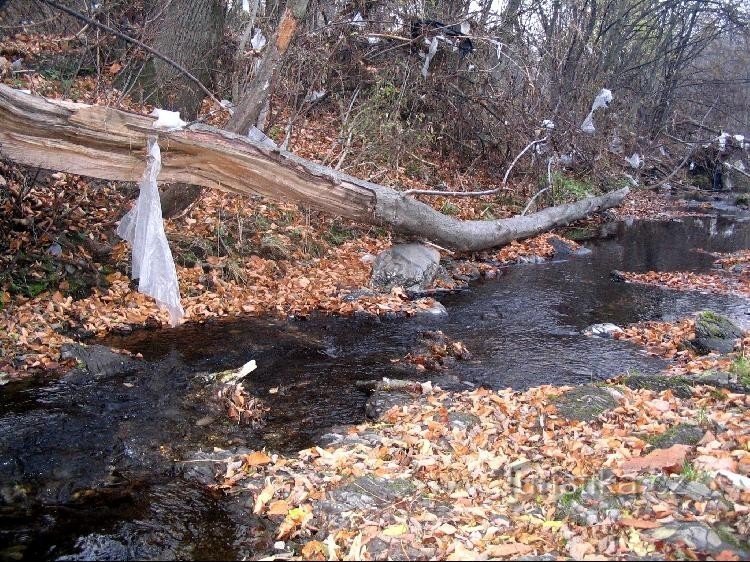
[[205, 310, 750, 560], [210, 379, 749, 560]]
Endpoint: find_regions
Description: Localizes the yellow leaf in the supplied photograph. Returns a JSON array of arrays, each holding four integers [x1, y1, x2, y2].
[[277, 504, 313, 540], [382, 523, 408, 537]]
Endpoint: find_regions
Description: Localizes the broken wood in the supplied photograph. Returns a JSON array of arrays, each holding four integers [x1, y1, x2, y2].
[[0, 85, 628, 251]]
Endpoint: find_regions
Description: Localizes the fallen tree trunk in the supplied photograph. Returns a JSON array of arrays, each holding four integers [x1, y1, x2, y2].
[[0, 85, 628, 251]]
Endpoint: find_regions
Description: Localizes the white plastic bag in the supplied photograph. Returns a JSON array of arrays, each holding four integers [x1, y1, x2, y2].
[[150, 108, 186, 131], [117, 137, 184, 326], [421, 36, 439, 78], [581, 88, 613, 134]]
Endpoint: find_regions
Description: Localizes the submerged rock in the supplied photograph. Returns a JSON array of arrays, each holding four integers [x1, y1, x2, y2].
[[370, 243, 441, 292], [692, 310, 743, 354], [60, 343, 138, 377]]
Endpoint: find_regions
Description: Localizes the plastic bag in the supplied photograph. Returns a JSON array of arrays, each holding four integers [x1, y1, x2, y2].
[[116, 137, 184, 326], [581, 88, 613, 134], [150, 108, 186, 131], [421, 36, 439, 78]]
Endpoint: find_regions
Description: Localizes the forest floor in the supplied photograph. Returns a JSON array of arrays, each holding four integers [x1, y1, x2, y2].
[[1, 32, 749, 560]]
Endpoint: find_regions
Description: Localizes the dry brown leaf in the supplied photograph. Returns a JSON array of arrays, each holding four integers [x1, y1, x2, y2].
[[620, 444, 690, 473], [253, 482, 275, 514], [267, 500, 290, 516], [301, 540, 328, 561], [245, 451, 272, 466], [486, 543, 534, 557], [619, 517, 660, 529]]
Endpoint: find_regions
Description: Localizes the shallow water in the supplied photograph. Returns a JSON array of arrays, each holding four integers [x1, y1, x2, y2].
[[2, 213, 749, 560]]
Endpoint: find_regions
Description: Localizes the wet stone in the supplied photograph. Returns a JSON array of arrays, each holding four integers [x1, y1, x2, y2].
[[552, 385, 617, 422], [414, 301, 448, 318], [447, 411, 480, 431], [60, 343, 139, 377], [365, 391, 414, 420], [370, 243, 441, 292], [648, 522, 748, 557], [692, 310, 743, 355], [672, 480, 712, 501], [342, 288, 377, 302], [324, 475, 417, 511], [584, 323, 623, 338]]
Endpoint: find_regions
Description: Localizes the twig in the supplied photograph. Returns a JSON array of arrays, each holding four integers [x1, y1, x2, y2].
[[650, 106, 714, 190], [725, 161, 750, 180], [403, 137, 548, 198], [40, 0, 222, 109], [522, 157, 554, 215]]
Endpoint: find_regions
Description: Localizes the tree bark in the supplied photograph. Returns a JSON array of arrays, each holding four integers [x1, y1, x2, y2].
[[137, 0, 225, 217], [144, 0, 225, 120], [227, 0, 310, 134], [0, 85, 628, 252]]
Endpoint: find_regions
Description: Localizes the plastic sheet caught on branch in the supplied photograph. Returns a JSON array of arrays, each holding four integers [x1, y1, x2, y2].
[[581, 88, 613, 134], [116, 137, 184, 326], [421, 36, 439, 79], [625, 153, 642, 169]]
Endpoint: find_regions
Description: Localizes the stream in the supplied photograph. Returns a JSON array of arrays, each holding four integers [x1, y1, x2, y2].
[[2, 211, 750, 560]]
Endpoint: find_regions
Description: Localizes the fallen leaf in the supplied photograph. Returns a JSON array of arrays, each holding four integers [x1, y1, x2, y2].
[[619, 517, 660, 529], [245, 451, 272, 466], [382, 523, 408, 537], [620, 444, 690, 473], [486, 543, 534, 557], [253, 483, 275, 514], [268, 500, 290, 516]]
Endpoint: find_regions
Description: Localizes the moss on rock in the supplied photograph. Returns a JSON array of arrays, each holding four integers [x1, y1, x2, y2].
[[551, 385, 617, 422]]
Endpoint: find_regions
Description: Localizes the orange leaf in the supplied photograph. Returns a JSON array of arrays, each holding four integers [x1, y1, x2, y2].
[[620, 444, 690, 473], [619, 517, 660, 529], [267, 500, 290, 516], [608, 481, 646, 495], [301, 540, 327, 560], [245, 451, 272, 466], [486, 543, 534, 557]]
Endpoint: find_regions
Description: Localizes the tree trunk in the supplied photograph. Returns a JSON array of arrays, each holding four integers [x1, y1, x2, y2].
[[144, 0, 225, 120], [0, 85, 628, 252], [141, 0, 225, 219], [227, 0, 310, 135]]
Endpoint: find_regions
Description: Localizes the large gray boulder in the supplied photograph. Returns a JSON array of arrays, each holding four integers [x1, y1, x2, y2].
[[370, 243, 441, 292], [692, 310, 743, 354]]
